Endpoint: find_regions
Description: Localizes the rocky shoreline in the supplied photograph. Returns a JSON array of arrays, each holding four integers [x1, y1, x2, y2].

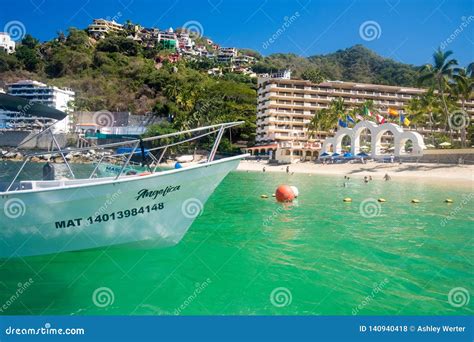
[[1, 149, 111, 164]]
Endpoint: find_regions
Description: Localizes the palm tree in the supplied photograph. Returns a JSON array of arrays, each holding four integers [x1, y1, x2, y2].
[[467, 62, 474, 78], [308, 108, 329, 140], [329, 98, 346, 118], [452, 68, 474, 147], [406, 89, 443, 145], [308, 99, 344, 140], [419, 49, 458, 128]]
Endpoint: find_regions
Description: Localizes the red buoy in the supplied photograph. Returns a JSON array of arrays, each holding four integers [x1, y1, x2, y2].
[[275, 185, 295, 202]]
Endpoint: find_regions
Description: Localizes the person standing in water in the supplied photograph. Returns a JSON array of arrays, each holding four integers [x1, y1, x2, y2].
[[286, 166, 290, 174], [383, 173, 391, 181]]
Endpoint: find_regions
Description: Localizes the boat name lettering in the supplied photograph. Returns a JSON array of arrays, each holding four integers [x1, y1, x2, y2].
[[135, 185, 181, 200]]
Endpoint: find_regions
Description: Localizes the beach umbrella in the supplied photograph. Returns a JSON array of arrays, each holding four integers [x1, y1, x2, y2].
[[320, 152, 330, 157], [343, 152, 353, 158], [439, 142, 451, 147], [425, 144, 435, 148], [332, 152, 340, 157], [357, 152, 369, 157]]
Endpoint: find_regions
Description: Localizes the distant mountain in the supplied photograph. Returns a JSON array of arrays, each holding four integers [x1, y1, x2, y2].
[[252, 45, 420, 87]]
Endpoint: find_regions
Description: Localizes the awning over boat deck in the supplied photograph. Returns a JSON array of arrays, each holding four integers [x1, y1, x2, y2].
[[0, 93, 67, 120]]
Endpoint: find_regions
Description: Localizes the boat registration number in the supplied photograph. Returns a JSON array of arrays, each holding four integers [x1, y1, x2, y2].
[[55, 203, 165, 229]]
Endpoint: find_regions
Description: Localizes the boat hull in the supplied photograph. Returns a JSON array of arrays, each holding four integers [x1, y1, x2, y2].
[[0, 156, 243, 257]]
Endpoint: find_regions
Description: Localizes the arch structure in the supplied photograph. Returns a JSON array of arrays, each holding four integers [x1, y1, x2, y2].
[[320, 121, 425, 158]]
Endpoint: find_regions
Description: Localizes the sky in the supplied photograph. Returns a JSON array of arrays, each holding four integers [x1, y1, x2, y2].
[[1, 0, 473, 66]]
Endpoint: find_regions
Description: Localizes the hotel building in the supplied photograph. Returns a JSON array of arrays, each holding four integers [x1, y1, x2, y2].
[[88, 19, 124, 39], [0, 80, 75, 133], [0, 32, 15, 54], [253, 72, 474, 161]]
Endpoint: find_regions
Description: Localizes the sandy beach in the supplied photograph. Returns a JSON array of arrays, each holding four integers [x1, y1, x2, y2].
[[237, 160, 473, 188]]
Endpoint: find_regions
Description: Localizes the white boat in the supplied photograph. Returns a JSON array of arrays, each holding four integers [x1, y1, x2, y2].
[[0, 93, 247, 257]]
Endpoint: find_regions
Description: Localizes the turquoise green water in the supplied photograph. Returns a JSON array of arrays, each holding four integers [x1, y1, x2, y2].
[[0, 162, 472, 315]]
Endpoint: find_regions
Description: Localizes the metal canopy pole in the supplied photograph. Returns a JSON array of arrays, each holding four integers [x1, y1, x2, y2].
[[49, 130, 75, 179], [208, 125, 225, 162], [153, 146, 168, 173], [6, 156, 30, 192], [89, 154, 106, 179], [115, 141, 140, 180]]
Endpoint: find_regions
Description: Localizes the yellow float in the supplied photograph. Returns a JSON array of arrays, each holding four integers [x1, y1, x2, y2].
[[343, 198, 352, 202]]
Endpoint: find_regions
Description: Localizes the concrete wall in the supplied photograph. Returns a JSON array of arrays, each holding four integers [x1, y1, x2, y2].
[[408, 149, 474, 164], [0, 131, 74, 149]]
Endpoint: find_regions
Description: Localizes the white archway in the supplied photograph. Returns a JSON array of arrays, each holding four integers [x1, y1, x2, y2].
[[352, 121, 378, 155], [320, 121, 426, 159]]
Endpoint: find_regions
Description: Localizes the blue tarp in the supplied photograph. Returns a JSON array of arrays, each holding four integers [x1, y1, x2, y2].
[[117, 147, 150, 157]]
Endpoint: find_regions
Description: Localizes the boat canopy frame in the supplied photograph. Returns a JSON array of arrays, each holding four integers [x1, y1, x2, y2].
[[4, 121, 244, 192]]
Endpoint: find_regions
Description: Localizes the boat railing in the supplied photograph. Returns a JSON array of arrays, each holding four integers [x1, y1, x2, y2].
[[3, 121, 244, 192]]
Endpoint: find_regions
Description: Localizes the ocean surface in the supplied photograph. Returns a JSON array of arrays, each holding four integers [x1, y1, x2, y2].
[[0, 161, 472, 315]]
